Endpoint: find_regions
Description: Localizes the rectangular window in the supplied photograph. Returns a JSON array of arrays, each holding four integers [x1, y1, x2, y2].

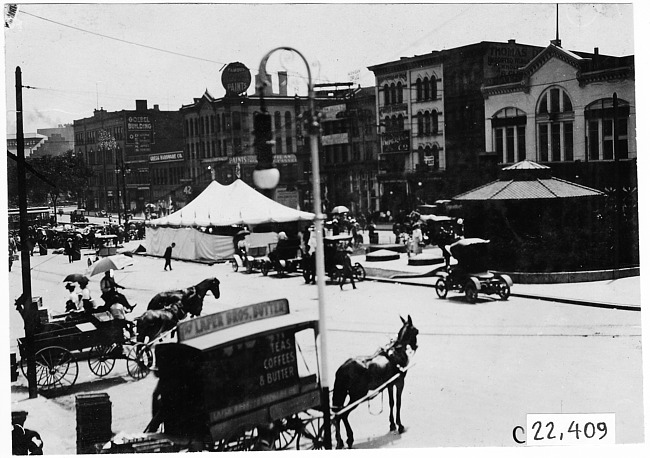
[[495, 128, 504, 160], [588, 121, 600, 160], [603, 119, 613, 160], [506, 127, 515, 163], [539, 124, 548, 161], [517, 126, 526, 161], [550, 88, 560, 113], [551, 123, 561, 161], [564, 122, 573, 161]]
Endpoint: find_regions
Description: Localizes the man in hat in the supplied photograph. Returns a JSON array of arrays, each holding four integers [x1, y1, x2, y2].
[[163, 242, 175, 271], [12, 410, 43, 455], [338, 244, 357, 290], [65, 237, 74, 263], [100, 271, 134, 311]]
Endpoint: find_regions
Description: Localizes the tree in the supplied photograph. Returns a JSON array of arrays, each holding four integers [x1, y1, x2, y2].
[[7, 150, 93, 222]]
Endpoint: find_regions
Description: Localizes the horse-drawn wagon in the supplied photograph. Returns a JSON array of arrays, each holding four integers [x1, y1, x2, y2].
[[101, 298, 329, 452], [17, 310, 152, 392]]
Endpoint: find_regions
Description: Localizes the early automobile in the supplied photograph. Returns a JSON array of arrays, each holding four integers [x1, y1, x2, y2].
[[434, 238, 513, 303]]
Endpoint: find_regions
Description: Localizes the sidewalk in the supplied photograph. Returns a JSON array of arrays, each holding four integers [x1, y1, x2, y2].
[[353, 248, 641, 311]]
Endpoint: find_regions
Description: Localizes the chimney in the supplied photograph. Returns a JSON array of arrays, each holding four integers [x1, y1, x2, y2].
[[593, 47, 600, 69], [278, 71, 288, 96], [135, 100, 147, 111], [508, 39, 516, 44], [153, 104, 160, 111]]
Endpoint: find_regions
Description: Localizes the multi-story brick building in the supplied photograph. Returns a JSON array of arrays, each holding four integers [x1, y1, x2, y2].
[[73, 100, 183, 214], [368, 40, 545, 214]]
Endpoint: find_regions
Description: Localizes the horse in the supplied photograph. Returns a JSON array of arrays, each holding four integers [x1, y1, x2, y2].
[[146, 277, 221, 312], [135, 278, 221, 344], [331, 315, 418, 449]]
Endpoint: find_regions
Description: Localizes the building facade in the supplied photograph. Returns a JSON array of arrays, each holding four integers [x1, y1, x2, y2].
[[482, 43, 636, 190], [318, 85, 380, 216], [368, 40, 545, 214], [73, 100, 183, 214]]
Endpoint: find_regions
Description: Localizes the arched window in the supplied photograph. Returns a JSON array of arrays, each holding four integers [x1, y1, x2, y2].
[[423, 77, 430, 100], [493, 107, 527, 164], [417, 113, 424, 136], [416, 78, 422, 101], [585, 98, 630, 161], [396, 82, 403, 103], [536, 87, 574, 162], [431, 144, 439, 170], [384, 84, 390, 105], [431, 110, 439, 134], [384, 116, 391, 132], [431, 77, 438, 100], [390, 83, 397, 106], [397, 114, 404, 131]]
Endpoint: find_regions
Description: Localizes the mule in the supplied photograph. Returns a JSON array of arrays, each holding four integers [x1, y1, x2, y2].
[[135, 278, 221, 343], [331, 315, 418, 449]]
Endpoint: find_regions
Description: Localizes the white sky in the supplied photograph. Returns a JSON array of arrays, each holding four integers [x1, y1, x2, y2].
[[2, 1, 644, 134]]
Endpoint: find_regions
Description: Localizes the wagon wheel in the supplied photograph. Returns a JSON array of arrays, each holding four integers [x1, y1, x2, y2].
[[353, 263, 366, 281], [296, 410, 333, 450], [231, 259, 239, 272], [497, 279, 511, 300], [273, 415, 301, 450], [217, 425, 270, 451], [465, 281, 478, 303], [34, 346, 79, 391], [87, 344, 117, 377], [261, 262, 269, 276], [435, 278, 448, 299], [126, 343, 154, 380]]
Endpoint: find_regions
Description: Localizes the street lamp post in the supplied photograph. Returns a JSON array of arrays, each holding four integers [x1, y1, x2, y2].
[[257, 47, 332, 449]]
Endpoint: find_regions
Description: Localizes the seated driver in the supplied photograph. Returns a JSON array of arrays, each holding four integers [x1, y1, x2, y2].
[[100, 270, 134, 311]]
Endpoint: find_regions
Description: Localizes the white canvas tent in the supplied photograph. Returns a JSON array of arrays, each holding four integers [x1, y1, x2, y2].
[[145, 179, 314, 261]]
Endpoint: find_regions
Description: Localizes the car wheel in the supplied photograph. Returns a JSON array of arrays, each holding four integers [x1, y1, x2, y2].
[[498, 279, 511, 300], [435, 278, 448, 299], [231, 259, 239, 272]]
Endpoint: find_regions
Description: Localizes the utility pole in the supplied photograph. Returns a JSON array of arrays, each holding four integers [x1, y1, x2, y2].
[[16, 66, 38, 398], [613, 92, 621, 271]]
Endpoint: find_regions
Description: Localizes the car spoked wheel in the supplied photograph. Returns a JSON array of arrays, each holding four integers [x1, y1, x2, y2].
[[497, 279, 511, 300], [435, 278, 448, 298]]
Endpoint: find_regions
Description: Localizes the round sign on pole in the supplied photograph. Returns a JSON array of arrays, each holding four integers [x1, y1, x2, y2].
[[222, 62, 252, 96]]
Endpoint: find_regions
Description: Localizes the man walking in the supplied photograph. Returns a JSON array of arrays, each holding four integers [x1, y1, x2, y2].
[[164, 242, 175, 271]]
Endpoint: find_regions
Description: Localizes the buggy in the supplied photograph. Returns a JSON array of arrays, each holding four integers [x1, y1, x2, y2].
[[434, 238, 513, 303], [322, 235, 366, 283]]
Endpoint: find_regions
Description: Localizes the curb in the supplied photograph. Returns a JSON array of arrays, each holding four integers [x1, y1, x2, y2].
[[364, 276, 641, 311]]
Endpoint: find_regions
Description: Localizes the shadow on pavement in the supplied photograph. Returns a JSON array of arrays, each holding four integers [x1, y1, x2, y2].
[[351, 428, 406, 449]]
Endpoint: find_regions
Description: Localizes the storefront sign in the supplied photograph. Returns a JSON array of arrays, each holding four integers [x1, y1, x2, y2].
[[382, 131, 410, 153], [228, 154, 297, 165], [487, 45, 533, 74], [321, 104, 346, 119], [126, 115, 154, 152], [222, 62, 252, 96], [149, 151, 184, 163], [276, 188, 299, 209], [321, 133, 349, 146], [178, 299, 290, 342]]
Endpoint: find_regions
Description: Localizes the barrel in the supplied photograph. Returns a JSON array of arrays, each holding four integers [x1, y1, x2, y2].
[[76, 393, 112, 454]]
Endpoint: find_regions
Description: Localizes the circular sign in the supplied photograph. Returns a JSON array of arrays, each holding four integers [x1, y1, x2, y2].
[[221, 62, 252, 96]]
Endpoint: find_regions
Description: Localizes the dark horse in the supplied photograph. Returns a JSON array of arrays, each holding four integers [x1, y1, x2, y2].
[[331, 315, 418, 449], [135, 277, 221, 343]]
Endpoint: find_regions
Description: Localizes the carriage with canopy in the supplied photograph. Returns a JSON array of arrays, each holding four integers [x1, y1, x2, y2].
[[101, 298, 332, 452]]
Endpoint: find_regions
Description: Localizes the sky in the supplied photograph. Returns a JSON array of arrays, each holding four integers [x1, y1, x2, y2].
[[2, 1, 644, 135]]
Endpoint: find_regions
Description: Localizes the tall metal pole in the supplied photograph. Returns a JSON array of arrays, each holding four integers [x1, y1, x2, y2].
[[258, 47, 331, 448], [16, 66, 38, 398]]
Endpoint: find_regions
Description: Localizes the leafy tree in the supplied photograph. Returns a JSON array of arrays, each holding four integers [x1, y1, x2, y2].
[[6, 150, 93, 222]]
